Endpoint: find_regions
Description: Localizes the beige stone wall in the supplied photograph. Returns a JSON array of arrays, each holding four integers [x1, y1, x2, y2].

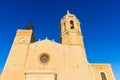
[[0, 12, 115, 80], [24, 39, 94, 80], [1, 31, 115, 80], [91, 64, 115, 80], [1, 30, 34, 80]]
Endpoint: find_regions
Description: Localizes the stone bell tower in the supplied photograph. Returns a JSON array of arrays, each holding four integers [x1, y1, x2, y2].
[[60, 11, 84, 47], [1, 23, 35, 80]]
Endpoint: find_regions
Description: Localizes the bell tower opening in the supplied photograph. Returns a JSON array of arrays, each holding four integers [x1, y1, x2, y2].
[[70, 20, 74, 29], [60, 11, 84, 47], [100, 72, 107, 80]]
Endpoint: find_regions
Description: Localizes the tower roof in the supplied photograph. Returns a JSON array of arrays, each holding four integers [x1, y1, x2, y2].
[[63, 10, 77, 19]]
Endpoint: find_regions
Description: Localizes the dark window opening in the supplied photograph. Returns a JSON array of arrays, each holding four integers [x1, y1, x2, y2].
[[70, 20, 74, 29], [40, 54, 49, 63], [64, 23, 66, 30], [101, 72, 107, 80]]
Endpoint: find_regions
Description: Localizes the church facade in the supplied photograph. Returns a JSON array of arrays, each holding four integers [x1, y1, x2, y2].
[[0, 11, 115, 80]]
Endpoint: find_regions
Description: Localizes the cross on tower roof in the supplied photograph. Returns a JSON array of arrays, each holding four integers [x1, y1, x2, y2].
[[67, 10, 70, 14]]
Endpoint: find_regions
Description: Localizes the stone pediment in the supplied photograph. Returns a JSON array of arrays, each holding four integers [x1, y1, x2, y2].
[[24, 39, 69, 71], [29, 39, 68, 51], [30, 39, 61, 47]]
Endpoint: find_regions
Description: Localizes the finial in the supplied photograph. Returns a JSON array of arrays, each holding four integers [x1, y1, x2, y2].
[[46, 37, 48, 40], [39, 38, 41, 41], [67, 10, 70, 14], [52, 39, 54, 42]]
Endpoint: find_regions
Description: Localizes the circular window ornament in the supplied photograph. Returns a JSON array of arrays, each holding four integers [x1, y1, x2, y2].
[[40, 54, 49, 63], [19, 37, 26, 43]]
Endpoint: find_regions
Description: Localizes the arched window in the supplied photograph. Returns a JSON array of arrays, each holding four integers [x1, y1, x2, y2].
[[70, 20, 74, 29], [100, 72, 107, 80]]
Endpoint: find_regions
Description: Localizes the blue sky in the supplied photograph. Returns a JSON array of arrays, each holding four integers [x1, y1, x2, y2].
[[0, 0, 120, 79]]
